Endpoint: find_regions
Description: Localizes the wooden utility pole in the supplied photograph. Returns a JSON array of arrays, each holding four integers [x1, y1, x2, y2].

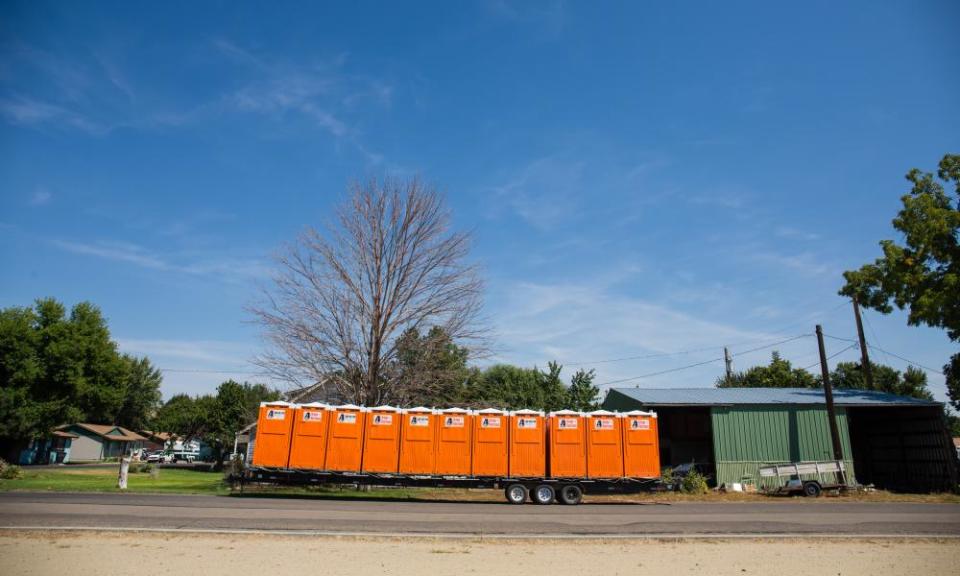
[[816, 325, 846, 482], [852, 296, 875, 390], [724, 347, 733, 378]]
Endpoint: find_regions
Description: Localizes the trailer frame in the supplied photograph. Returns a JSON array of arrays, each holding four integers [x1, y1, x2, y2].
[[236, 467, 659, 505]]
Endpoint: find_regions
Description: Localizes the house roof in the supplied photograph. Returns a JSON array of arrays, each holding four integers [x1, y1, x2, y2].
[[605, 387, 941, 408], [59, 423, 147, 442], [52, 430, 79, 439], [139, 430, 174, 442]]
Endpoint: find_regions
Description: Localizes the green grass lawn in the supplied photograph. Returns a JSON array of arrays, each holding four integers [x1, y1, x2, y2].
[[0, 467, 450, 500], [0, 467, 231, 495], [3, 466, 957, 503]]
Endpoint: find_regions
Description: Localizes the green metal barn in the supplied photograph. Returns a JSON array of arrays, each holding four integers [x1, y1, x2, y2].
[[602, 387, 958, 492]]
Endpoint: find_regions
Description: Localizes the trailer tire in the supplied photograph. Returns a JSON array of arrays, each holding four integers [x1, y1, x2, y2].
[[558, 484, 583, 505], [802, 481, 822, 497], [505, 483, 528, 505], [532, 484, 555, 505]]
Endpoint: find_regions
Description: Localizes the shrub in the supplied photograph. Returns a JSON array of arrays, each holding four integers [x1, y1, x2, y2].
[[680, 469, 709, 494], [129, 462, 155, 474], [0, 459, 24, 480]]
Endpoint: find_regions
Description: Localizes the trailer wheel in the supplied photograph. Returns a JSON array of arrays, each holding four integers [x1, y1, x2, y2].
[[558, 484, 583, 505], [802, 481, 822, 497], [505, 483, 528, 505], [532, 484, 556, 505]]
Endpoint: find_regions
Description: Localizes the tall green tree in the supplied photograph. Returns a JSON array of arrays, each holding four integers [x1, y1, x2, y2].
[[391, 326, 471, 407], [0, 298, 161, 457], [154, 381, 279, 467], [117, 356, 163, 431], [829, 361, 933, 400], [566, 368, 600, 411], [839, 154, 960, 410], [716, 352, 818, 388]]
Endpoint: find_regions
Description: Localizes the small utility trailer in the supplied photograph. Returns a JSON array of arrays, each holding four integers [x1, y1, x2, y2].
[[236, 467, 659, 505], [758, 460, 847, 497]]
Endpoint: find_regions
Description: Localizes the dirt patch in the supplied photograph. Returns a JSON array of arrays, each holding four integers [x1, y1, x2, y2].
[[1, 531, 957, 576]]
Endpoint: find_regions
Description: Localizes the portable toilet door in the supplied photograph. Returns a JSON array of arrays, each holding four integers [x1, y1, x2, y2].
[[361, 406, 401, 474], [509, 409, 546, 478], [471, 408, 508, 477], [399, 407, 437, 475], [622, 410, 660, 478], [252, 401, 296, 468], [586, 410, 624, 479], [288, 402, 331, 470], [324, 404, 366, 472], [548, 410, 586, 478], [435, 408, 473, 476]]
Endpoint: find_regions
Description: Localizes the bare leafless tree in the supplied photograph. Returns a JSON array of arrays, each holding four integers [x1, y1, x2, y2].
[[250, 176, 485, 405]]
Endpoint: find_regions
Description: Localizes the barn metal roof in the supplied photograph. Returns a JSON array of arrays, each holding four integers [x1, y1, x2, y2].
[[605, 387, 940, 407]]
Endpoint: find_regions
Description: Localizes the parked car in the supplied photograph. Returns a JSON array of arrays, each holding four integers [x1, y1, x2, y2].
[[145, 451, 173, 463], [170, 451, 198, 463]]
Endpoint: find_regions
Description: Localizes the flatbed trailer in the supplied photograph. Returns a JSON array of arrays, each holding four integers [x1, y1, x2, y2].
[[757, 460, 847, 497], [238, 467, 659, 505]]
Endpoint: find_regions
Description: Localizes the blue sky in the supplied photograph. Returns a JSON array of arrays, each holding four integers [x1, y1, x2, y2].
[[2, 1, 958, 402]]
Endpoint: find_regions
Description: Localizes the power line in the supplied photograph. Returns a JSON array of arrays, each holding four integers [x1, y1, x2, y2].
[[569, 331, 813, 367], [597, 333, 812, 387], [803, 343, 858, 371], [822, 331, 945, 376], [861, 310, 892, 365], [865, 345, 945, 376], [567, 345, 723, 366], [822, 333, 858, 344]]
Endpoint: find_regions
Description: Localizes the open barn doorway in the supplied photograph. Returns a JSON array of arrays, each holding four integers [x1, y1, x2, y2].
[[847, 405, 958, 492], [655, 407, 716, 483]]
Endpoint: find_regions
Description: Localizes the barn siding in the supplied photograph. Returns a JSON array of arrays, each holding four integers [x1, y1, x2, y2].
[[711, 406, 855, 489]]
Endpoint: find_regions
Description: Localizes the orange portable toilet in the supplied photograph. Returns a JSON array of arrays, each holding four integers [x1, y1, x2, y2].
[[324, 404, 366, 472], [586, 410, 624, 478], [622, 410, 660, 478], [435, 408, 473, 476], [399, 407, 437, 475], [361, 405, 401, 473], [287, 402, 331, 470], [548, 410, 586, 478], [252, 401, 296, 468], [471, 408, 508, 477], [509, 409, 545, 478]]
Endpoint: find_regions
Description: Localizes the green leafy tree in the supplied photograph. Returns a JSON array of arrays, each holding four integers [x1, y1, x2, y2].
[[155, 381, 279, 467], [391, 326, 471, 407], [153, 394, 204, 440], [829, 361, 933, 400], [0, 298, 160, 459], [458, 362, 600, 412], [839, 154, 960, 410], [566, 368, 600, 411], [715, 351, 818, 388], [116, 356, 163, 431]]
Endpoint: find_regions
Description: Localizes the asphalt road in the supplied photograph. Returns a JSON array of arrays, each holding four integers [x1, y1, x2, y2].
[[1, 492, 958, 536]]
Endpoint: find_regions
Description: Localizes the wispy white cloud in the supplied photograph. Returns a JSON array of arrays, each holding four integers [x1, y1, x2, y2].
[[52, 239, 169, 270], [116, 337, 284, 397], [488, 0, 567, 36], [0, 96, 107, 135], [775, 226, 821, 241], [50, 238, 270, 282], [486, 155, 586, 230], [486, 276, 800, 389], [29, 188, 52, 206], [215, 39, 391, 141], [117, 338, 253, 366], [750, 249, 836, 278]]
